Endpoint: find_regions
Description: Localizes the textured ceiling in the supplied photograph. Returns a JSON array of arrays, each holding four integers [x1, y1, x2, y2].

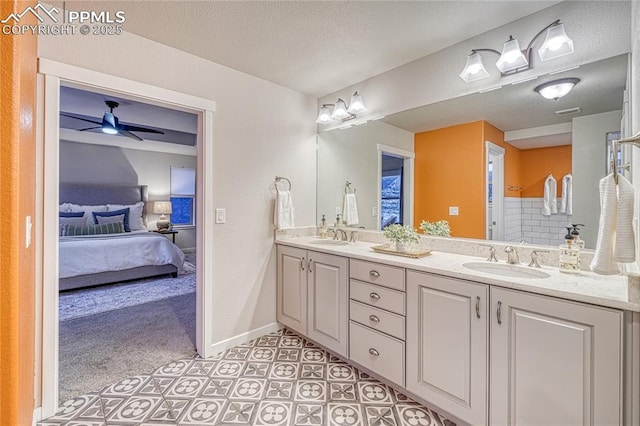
[[59, 1, 560, 97]]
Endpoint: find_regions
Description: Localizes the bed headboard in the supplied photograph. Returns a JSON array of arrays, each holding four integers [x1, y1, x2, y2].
[[59, 183, 149, 223]]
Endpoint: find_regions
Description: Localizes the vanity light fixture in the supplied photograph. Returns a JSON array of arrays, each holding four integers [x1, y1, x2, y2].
[[459, 20, 574, 83], [315, 91, 368, 124], [534, 78, 580, 100]]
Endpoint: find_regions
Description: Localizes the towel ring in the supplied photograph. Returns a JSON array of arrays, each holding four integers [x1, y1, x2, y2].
[[344, 181, 355, 194], [275, 176, 292, 192]]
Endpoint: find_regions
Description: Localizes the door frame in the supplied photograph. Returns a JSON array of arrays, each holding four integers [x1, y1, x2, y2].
[[377, 144, 415, 230], [485, 141, 505, 241], [36, 59, 216, 418]]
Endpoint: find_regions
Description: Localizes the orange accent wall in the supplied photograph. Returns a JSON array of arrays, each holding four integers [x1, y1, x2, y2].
[[520, 145, 572, 197], [414, 121, 486, 239], [0, 1, 37, 424]]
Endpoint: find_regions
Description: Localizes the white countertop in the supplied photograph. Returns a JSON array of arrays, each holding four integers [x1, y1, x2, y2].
[[276, 236, 640, 312]]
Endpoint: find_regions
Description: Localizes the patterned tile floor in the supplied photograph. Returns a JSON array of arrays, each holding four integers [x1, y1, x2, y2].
[[40, 328, 454, 426]]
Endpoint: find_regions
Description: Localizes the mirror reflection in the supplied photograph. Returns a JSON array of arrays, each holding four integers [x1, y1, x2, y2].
[[317, 54, 629, 249]]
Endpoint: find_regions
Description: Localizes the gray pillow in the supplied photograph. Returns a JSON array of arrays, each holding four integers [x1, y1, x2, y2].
[[61, 222, 125, 236]]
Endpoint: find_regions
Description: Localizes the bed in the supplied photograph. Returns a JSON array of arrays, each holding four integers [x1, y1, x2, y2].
[[58, 183, 185, 291]]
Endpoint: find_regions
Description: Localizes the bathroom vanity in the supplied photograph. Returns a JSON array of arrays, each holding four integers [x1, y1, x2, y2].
[[275, 231, 640, 426]]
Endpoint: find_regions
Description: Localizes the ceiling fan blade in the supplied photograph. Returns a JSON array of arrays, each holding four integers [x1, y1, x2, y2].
[[60, 113, 103, 126], [119, 130, 144, 141], [120, 124, 165, 134], [78, 126, 101, 131]]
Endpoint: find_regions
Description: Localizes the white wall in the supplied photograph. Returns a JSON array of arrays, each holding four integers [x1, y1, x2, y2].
[[39, 31, 317, 345], [318, 1, 631, 128], [572, 110, 622, 248], [59, 140, 198, 250], [317, 121, 414, 229]]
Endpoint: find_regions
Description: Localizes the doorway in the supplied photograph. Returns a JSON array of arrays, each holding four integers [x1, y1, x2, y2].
[[37, 60, 216, 418], [377, 144, 415, 230], [486, 141, 505, 240]]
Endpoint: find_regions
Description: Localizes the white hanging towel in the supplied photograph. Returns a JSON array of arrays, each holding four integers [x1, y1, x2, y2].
[[560, 173, 572, 215], [590, 174, 619, 274], [274, 190, 295, 229], [542, 174, 557, 216], [343, 192, 360, 226], [614, 175, 636, 262]]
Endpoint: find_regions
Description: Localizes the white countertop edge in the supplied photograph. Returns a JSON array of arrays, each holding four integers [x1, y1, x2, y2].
[[276, 236, 640, 313]]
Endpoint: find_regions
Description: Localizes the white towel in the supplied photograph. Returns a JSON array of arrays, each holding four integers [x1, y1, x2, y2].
[[343, 193, 359, 226], [542, 174, 557, 216], [274, 190, 295, 229], [590, 174, 619, 274], [615, 175, 635, 262], [560, 173, 572, 215]]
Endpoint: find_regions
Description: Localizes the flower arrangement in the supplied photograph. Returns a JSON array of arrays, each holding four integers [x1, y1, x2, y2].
[[383, 224, 420, 252], [420, 220, 451, 237]]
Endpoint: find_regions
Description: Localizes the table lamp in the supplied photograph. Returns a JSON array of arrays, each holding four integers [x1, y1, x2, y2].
[[153, 201, 172, 230]]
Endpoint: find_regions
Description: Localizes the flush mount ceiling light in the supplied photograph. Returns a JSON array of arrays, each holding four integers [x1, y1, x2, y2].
[[459, 20, 574, 83], [534, 78, 580, 100], [315, 91, 368, 124]]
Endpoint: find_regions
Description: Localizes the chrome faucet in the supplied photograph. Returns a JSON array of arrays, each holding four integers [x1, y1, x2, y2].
[[504, 246, 519, 264]]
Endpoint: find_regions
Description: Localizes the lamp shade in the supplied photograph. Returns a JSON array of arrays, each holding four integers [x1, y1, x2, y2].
[[534, 78, 580, 100], [538, 23, 574, 61], [153, 201, 173, 215], [347, 91, 368, 114], [496, 36, 528, 73], [459, 52, 490, 82], [315, 105, 334, 124], [331, 98, 351, 120]]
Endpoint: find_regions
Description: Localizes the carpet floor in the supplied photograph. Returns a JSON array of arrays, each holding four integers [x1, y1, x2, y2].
[[59, 292, 197, 404]]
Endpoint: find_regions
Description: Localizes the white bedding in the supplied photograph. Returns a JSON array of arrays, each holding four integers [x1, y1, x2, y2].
[[59, 230, 185, 279]]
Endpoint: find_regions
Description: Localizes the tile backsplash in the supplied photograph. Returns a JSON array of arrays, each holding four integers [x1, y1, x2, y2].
[[504, 197, 573, 247]]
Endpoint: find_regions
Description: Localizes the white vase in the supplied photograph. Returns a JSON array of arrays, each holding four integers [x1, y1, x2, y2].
[[395, 241, 407, 252]]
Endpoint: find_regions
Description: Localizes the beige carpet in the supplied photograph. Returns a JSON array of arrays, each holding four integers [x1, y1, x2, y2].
[[58, 292, 196, 404]]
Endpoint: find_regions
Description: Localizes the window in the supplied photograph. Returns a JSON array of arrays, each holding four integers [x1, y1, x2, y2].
[[170, 166, 195, 226]]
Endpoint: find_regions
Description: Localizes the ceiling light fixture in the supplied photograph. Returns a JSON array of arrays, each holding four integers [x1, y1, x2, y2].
[[459, 19, 574, 83], [315, 91, 368, 124], [534, 78, 580, 100]]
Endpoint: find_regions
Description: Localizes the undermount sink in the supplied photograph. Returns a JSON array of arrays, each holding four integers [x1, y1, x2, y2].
[[309, 239, 350, 246], [462, 262, 551, 279]]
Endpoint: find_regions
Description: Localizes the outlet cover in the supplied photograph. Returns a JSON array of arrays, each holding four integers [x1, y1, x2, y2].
[[215, 208, 226, 224], [449, 206, 459, 216]]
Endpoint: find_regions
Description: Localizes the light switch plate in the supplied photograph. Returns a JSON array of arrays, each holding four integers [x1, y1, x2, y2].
[[215, 208, 226, 224], [25, 216, 32, 248], [449, 206, 459, 216]]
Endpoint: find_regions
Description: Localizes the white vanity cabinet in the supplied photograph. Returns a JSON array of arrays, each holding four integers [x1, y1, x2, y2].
[[490, 287, 623, 426], [276, 245, 349, 357], [406, 270, 489, 426]]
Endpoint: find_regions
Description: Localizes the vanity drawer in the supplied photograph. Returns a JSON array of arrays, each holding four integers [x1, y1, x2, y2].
[[349, 300, 405, 340], [350, 321, 405, 387], [350, 259, 405, 291], [350, 280, 405, 315]]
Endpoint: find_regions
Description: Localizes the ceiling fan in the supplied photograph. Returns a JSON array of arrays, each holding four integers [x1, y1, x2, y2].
[[60, 100, 165, 141]]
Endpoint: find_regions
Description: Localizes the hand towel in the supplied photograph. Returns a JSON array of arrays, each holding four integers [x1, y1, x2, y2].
[[542, 174, 557, 216], [274, 190, 295, 229], [590, 174, 619, 274], [614, 175, 635, 262], [560, 173, 572, 215], [343, 192, 359, 226]]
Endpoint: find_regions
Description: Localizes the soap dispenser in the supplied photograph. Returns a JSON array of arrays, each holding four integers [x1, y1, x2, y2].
[[318, 214, 328, 238], [571, 224, 585, 249], [559, 227, 580, 274]]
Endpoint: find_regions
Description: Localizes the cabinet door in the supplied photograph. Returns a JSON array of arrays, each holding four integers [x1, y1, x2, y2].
[[307, 251, 349, 357], [491, 288, 623, 426], [406, 271, 488, 426], [276, 245, 307, 335]]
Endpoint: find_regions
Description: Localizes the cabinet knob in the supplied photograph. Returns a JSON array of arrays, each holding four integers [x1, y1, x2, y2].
[[368, 348, 380, 357], [369, 292, 381, 301], [369, 315, 380, 323], [369, 270, 380, 279]]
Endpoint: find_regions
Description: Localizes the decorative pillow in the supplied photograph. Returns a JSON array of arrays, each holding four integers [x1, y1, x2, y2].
[[59, 211, 84, 218], [93, 208, 130, 232], [59, 203, 72, 212], [107, 202, 145, 231], [67, 204, 108, 226], [95, 214, 125, 226], [59, 217, 87, 235], [61, 222, 125, 236]]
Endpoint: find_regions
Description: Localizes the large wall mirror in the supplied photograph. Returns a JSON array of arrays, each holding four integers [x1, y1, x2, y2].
[[317, 54, 630, 249]]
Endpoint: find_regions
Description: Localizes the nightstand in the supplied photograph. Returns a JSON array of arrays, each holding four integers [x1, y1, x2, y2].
[[153, 229, 178, 243]]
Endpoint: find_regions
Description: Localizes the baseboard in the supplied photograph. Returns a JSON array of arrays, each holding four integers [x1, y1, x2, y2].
[[208, 322, 282, 356], [33, 407, 42, 425]]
